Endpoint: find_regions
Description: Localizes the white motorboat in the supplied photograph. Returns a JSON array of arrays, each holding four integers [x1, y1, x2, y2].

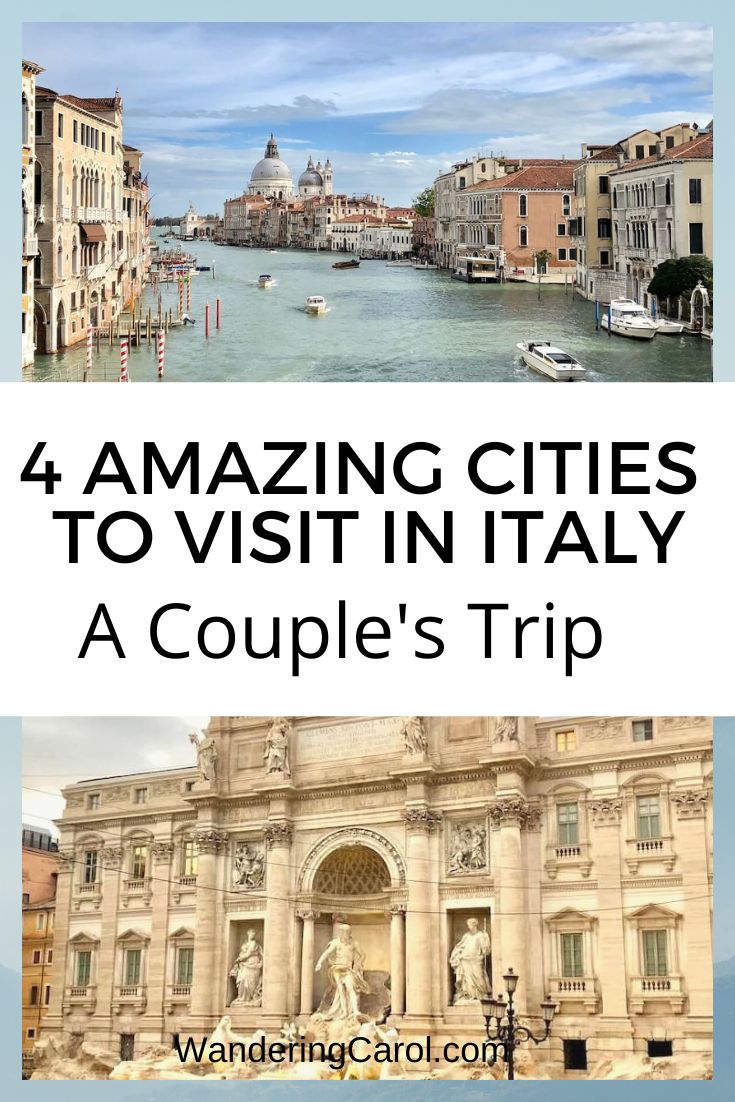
[[516, 341, 587, 382], [305, 295, 327, 315], [258, 274, 274, 288], [601, 300, 657, 340], [413, 261, 438, 270], [654, 317, 685, 335], [386, 259, 415, 267]]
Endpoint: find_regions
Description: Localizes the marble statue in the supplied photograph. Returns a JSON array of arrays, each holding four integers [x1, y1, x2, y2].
[[229, 930, 263, 1006], [447, 823, 487, 875], [450, 917, 491, 1003], [315, 922, 371, 1019], [189, 730, 218, 781], [493, 716, 519, 744], [400, 716, 427, 755], [264, 717, 291, 777], [232, 842, 265, 889]]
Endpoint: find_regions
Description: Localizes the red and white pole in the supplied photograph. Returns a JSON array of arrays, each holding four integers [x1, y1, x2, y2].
[[157, 330, 165, 379], [120, 337, 129, 382], [178, 276, 184, 319], [85, 324, 93, 382], [205, 302, 210, 338]]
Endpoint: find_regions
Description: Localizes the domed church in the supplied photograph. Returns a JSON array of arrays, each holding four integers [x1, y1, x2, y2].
[[247, 134, 333, 201]]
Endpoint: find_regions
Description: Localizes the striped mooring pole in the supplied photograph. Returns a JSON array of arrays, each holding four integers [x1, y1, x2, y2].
[[120, 337, 130, 382], [157, 330, 166, 379], [84, 324, 93, 382], [186, 274, 191, 312], [178, 276, 184, 319]]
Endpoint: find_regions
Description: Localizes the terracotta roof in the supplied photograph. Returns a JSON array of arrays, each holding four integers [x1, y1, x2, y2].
[[468, 162, 578, 192], [613, 133, 712, 174], [61, 93, 121, 112], [334, 214, 384, 225], [585, 144, 622, 162]]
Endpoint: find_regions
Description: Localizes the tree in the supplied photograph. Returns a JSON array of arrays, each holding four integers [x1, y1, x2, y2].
[[413, 186, 435, 218], [648, 255, 712, 302]]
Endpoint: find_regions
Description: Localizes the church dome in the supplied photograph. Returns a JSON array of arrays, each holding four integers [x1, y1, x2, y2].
[[249, 134, 293, 193], [298, 156, 324, 189]]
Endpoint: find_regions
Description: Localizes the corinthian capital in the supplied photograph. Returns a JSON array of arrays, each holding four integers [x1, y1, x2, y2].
[[488, 796, 538, 829], [403, 806, 442, 832], [194, 828, 229, 854], [264, 822, 293, 848], [588, 798, 622, 825]]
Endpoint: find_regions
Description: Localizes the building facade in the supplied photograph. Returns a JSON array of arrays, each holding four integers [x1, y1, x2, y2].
[[22, 826, 59, 1058], [44, 716, 712, 1075], [22, 59, 44, 369]]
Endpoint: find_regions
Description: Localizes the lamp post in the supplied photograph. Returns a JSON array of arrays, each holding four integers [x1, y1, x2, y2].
[[480, 968, 557, 1080]]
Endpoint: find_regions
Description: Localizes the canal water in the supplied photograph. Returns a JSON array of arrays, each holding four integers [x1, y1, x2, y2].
[[30, 234, 712, 383]]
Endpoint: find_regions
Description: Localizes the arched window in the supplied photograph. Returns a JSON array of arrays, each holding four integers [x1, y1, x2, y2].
[[519, 225, 528, 248], [667, 223, 672, 250], [22, 93, 29, 147], [56, 238, 63, 278], [518, 194, 528, 217], [651, 182, 656, 206], [665, 179, 671, 205], [34, 161, 42, 206]]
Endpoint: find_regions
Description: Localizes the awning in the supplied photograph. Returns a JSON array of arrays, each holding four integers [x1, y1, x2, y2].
[[80, 223, 106, 243]]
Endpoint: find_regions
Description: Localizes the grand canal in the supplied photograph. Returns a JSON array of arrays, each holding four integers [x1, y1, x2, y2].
[[30, 235, 712, 382]]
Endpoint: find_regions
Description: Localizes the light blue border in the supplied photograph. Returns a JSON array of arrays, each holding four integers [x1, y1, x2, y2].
[[3, 714, 730, 1095], [8, 5, 724, 380]]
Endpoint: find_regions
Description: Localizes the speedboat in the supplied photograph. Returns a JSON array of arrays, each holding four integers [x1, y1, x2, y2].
[[413, 261, 438, 270], [258, 274, 274, 288], [386, 259, 415, 267], [333, 259, 360, 270], [654, 317, 685, 335], [601, 300, 657, 340], [516, 341, 586, 382], [305, 295, 327, 315]]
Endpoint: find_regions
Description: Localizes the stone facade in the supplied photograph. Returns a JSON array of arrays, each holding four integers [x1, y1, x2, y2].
[[44, 716, 712, 1074], [22, 59, 44, 369]]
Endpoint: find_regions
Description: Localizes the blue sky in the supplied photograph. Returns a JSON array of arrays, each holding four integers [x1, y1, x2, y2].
[[23, 22, 712, 213]]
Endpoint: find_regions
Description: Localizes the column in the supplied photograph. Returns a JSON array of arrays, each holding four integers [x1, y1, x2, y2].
[[146, 841, 174, 1026], [189, 828, 228, 1019], [673, 789, 712, 1021], [388, 904, 406, 1015], [404, 808, 440, 1020], [262, 822, 293, 1021], [95, 843, 124, 1022], [45, 852, 74, 1030], [298, 909, 319, 1015], [491, 798, 529, 1013]]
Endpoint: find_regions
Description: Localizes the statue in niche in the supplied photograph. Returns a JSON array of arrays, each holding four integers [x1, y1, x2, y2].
[[447, 823, 487, 875], [229, 929, 263, 1006], [450, 917, 491, 1003], [493, 716, 519, 744], [264, 717, 291, 777], [400, 716, 427, 755], [189, 730, 218, 782], [232, 842, 265, 889], [315, 922, 371, 1019]]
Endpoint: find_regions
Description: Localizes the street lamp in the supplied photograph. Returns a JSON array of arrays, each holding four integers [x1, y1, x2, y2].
[[480, 968, 557, 1080]]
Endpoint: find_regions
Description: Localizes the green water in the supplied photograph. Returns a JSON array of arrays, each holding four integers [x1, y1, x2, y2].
[[30, 234, 712, 383]]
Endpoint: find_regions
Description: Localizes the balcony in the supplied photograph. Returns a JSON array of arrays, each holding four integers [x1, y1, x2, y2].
[[122, 877, 152, 907], [23, 235, 38, 257], [64, 984, 97, 1014], [83, 262, 108, 281], [625, 836, 676, 874], [548, 976, 600, 1015], [172, 875, 197, 904], [629, 974, 686, 1014], [545, 841, 592, 880], [56, 205, 71, 222], [73, 882, 101, 910], [165, 983, 192, 1014], [112, 984, 147, 1015]]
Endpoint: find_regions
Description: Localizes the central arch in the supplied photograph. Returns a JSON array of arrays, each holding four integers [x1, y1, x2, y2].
[[298, 827, 405, 893]]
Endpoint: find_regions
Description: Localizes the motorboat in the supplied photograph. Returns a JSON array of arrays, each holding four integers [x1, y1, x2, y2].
[[258, 274, 274, 288], [516, 341, 587, 382], [654, 317, 685, 335], [305, 295, 327, 315], [386, 259, 415, 267], [333, 259, 360, 270], [601, 300, 657, 340], [413, 261, 438, 270]]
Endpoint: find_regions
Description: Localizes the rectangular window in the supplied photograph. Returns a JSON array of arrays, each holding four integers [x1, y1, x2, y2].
[[22, 892, 30, 905], [637, 795, 661, 839], [689, 179, 702, 203], [557, 223, 566, 237], [177, 947, 194, 985], [557, 248, 567, 260], [30, 984, 40, 1005], [32, 949, 41, 964], [73, 120, 78, 143], [560, 932, 584, 977], [597, 219, 612, 238], [133, 787, 148, 805], [76, 950, 92, 987], [35, 110, 43, 136], [600, 250, 610, 267], [131, 845, 147, 881], [643, 929, 668, 976], [633, 719, 653, 742], [36, 913, 45, 930], [124, 948, 141, 986], [83, 850, 98, 885], [58, 114, 63, 139], [557, 802, 579, 844], [87, 793, 100, 810], [47, 949, 53, 964], [112, 136, 116, 153], [564, 1039, 588, 1071], [27, 1028, 36, 1040], [569, 247, 577, 260], [102, 133, 106, 152], [182, 840, 198, 878], [598, 176, 610, 195], [555, 730, 576, 752], [636, 145, 645, 159], [44, 985, 51, 1005], [648, 145, 657, 156], [689, 223, 704, 254], [666, 135, 675, 149]]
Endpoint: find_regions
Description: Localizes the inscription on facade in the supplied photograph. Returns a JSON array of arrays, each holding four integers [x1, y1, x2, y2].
[[296, 717, 403, 764]]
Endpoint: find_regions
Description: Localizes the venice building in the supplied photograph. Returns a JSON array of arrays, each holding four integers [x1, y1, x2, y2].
[[43, 716, 712, 1074], [246, 134, 333, 202]]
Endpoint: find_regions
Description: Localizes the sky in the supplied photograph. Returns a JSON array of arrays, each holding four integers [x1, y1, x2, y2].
[[22, 21, 713, 214]]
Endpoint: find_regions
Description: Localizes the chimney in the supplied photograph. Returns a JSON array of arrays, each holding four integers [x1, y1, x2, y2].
[[581, 143, 588, 158], [656, 139, 665, 160], [617, 151, 625, 168]]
